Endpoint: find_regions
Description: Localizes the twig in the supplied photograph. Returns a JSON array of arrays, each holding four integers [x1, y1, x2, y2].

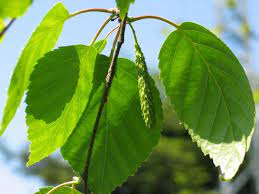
[[129, 15, 179, 28], [82, 13, 128, 194], [104, 25, 120, 40], [108, 25, 121, 59], [0, 19, 16, 39], [90, 15, 114, 45], [111, 15, 120, 21]]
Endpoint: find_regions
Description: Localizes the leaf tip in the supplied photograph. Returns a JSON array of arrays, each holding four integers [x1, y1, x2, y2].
[[26, 154, 37, 167], [0, 129, 4, 137], [219, 173, 233, 182], [26, 155, 33, 167], [0, 122, 8, 137]]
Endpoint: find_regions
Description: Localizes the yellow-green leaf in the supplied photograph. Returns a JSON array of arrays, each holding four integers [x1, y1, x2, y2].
[[93, 39, 107, 53], [116, 0, 135, 19], [253, 89, 259, 104], [0, 18, 4, 42], [0, 0, 32, 19], [1, 3, 69, 136], [26, 45, 98, 166]]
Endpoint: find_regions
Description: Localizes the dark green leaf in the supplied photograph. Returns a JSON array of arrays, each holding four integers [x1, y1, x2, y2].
[[116, 0, 135, 19], [26, 45, 98, 166], [26, 46, 80, 123], [1, 3, 69, 135], [159, 22, 255, 180], [61, 55, 163, 194], [35, 186, 81, 194]]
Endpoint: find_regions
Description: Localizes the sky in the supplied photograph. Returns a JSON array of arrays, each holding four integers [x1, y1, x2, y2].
[[0, 0, 258, 193]]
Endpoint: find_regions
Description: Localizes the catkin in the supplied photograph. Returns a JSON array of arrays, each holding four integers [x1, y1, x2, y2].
[[135, 42, 154, 128]]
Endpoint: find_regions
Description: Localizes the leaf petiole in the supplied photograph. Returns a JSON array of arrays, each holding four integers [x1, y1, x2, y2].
[[90, 14, 115, 46], [69, 8, 119, 18], [129, 15, 179, 28], [105, 25, 120, 40], [46, 177, 81, 194]]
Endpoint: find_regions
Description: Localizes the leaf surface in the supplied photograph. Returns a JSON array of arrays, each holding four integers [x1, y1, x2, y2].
[[0, 0, 32, 18], [0, 19, 4, 42], [35, 186, 81, 194], [253, 89, 259, 104], [26, 46, 80, 123], [93, 39, 107, 53], [159, 22, 255, 180], [26, 45, 98, 166], [1, 3, 69, 135], [61, 55, 163, 194]]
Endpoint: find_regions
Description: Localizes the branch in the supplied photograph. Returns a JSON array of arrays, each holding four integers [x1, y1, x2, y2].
[[82, 13, 128, 194], [0, 19, 16, 39]]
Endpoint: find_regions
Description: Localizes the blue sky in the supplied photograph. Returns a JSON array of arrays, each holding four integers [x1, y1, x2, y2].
[[0, 0, 258, 193]]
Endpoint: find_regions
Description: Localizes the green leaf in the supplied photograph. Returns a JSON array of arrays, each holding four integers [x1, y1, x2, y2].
[[61, 55, 163, 194], [116, 0, 135, 19], [26, 45, 98, 166], [26, 46, 80, 123], [61, 54, 109, 172], [0, 0, 32, 19], [0, 19, 4, 42], [159, 22, 255, 180], [1, 3, 69, 136], [35, 186, 81, 194], [253, 89, 259, 104], [93, 39, 107, 53]]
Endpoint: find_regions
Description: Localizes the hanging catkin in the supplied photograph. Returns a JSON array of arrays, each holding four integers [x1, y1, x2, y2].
[[133, 30, 154, 128]]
